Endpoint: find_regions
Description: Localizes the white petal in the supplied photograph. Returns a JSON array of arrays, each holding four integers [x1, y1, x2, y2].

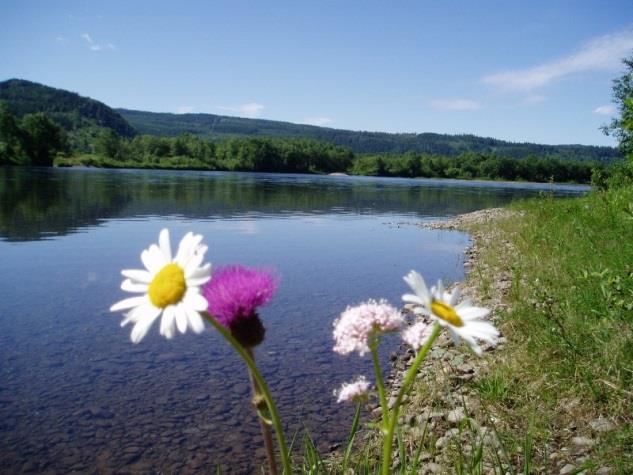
[[402, 293, 428, 306], [159, 229, 172, 262], [194, 244, 208, 257], [459, 307, 491, 321], [184, 252, 205, 278], [148, 244, 167, 268], [436, 280, 445, 298], [175, 232, 203, 266], [160, 305, 176, 339], [121, 279, 148, 293], [111, 295, 148, 312], [447, 326, 461, 345], [175, 304, 188, 334], [185, 306, 205, 334], [121, 269, 152, 283], [122, 303, 160, 327], [460, 333, 483, 355], [455, 298, 474, 310], [186, 275, 212, 287], [464, 321, 499, 342], [189, 263, 212, 280], [130, 309, 161, 343], [141, 247, 163, 274], [403, 271, 430, 299], [449, 287, 461, 306], [184, 291, 208, 312]]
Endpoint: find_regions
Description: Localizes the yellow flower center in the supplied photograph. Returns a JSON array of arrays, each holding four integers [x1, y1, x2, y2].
[[431, 300, 463, 327], [148, 263, 186, 308]]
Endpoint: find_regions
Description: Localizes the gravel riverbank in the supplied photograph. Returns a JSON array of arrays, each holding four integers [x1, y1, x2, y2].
[[367, 208, 519, 473]]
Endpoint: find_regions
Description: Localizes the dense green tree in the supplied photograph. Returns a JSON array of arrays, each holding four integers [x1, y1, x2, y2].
[[93, 129, 122, 158], [0, 102, 26, 165], [0, 105, 68, 166], [20, 113, 68, 166], [603, 56, 633, 159]]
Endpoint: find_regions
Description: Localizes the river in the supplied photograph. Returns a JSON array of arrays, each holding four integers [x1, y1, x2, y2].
[[0, 167, 588, 473]]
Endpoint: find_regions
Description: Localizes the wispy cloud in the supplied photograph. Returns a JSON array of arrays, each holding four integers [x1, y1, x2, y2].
[[428, 99, 481, 111], [217, 102, 265, 118], [594, 104, 617, 115], [55, 36, 68, 45], [302, 117, 333, 126], [175, 106, 195, 114], [81, 33, 115, 51], [483, 29, 633, 91]]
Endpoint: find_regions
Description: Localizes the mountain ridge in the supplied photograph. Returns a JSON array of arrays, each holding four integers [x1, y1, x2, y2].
[[0, 79, 136, 138], [117, 108, 621, 162], [0, 78, 621, 162]]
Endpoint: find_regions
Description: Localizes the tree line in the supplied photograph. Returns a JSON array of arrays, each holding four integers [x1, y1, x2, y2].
[[0, 102, 606, 183], [119, 108, 622, 162], [351, 152, 599, 183]]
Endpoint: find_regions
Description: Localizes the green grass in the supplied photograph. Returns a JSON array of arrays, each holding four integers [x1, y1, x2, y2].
[[463, 185, 633, 473]]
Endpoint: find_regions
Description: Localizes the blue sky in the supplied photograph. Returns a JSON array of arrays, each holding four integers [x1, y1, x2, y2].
[[2, 0, 633, 146]]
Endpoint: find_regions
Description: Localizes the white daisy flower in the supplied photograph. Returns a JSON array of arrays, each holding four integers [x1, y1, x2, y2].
[[402, 270, 499, 355], [110, 229, 212, 343]]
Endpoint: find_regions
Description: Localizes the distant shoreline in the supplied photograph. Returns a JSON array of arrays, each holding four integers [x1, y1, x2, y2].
[[50, 160, 593, 187]]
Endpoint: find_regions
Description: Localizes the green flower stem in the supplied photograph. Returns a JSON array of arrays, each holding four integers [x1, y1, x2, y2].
[[203, 313, 292, 474], [342, 402, 362, 471], [246, 347, 278, 475], [370, 340, 389, 428], [381, 323, 441, 475]]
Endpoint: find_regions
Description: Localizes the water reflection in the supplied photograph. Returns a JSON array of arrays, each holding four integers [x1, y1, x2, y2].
[[0, 167, 587, 242]]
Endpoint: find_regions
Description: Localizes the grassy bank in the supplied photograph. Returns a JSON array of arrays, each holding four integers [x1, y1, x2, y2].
[[490, 186, 632, 472], [327, 187, 632, 474], [411, 186, 633, 473]]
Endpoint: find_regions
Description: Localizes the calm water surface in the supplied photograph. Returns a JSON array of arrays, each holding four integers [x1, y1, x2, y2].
[[0, 168, 588, 473]]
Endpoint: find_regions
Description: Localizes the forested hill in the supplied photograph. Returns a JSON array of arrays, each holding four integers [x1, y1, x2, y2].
[[118, 108, 622, 162], [0, 79, 136, 137], [0, 78, 621, 162]]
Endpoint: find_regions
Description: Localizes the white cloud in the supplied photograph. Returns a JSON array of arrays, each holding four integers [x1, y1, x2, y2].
[[176, 106, 195, 114], [80, 33, 115, 52], [483, 29, 633, 91], [428, 99, 481, 111], [217, 102, 265, 118], [302, 117, 333, 126], [55, 36, 68, 45], [594, 104, 617, 115]]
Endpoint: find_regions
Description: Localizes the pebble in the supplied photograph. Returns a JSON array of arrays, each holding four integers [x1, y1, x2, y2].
[[590, 418, 615, 433], [571, 436, 595, 448], [447, 408, 465, 424], [423, 462, 442, 473], [560, 464, 576, 475]]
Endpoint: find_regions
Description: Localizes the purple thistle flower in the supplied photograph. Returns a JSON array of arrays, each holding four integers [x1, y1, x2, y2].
[[203, 265, 278, 328]]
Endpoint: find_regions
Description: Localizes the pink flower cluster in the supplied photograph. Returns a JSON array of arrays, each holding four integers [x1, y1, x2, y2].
[[335, 376, 371, 403], [333, 299, 403, 356], [202, 265, 278, 327], [402, 321, 432, 350]]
